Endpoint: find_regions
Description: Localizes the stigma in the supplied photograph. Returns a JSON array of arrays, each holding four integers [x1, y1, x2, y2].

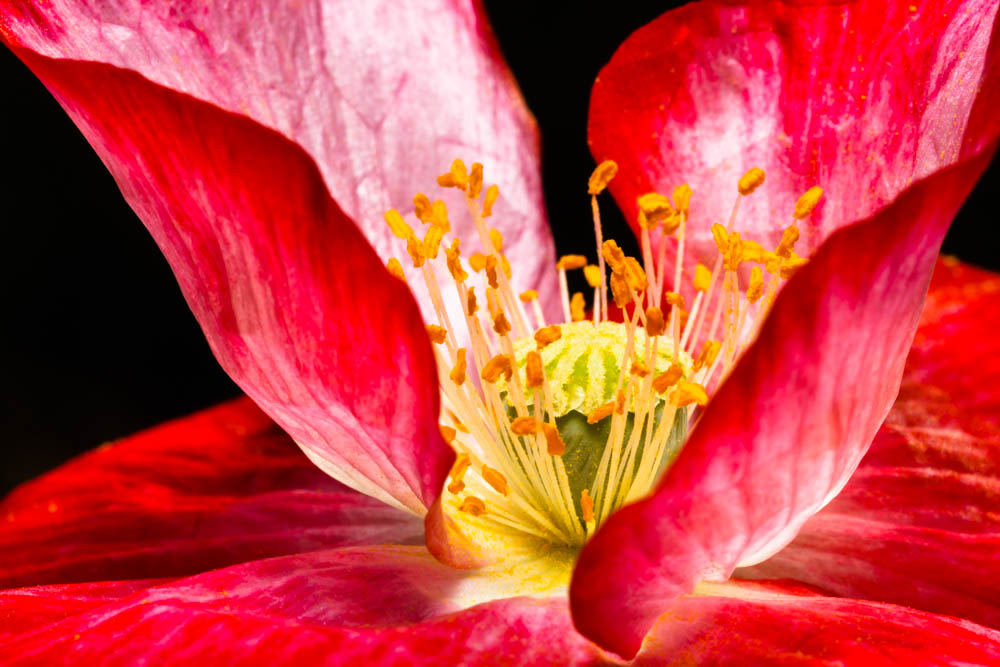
[[385, 159, 820, 547]]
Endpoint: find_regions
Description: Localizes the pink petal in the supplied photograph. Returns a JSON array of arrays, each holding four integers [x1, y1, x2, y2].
[[570, 147, 998, 657], [13, 51, 453, 515], [0, 398, 422, 589], [1, 0, 559, 322], [589, 0, 998, 274], [635, 579, 1000, 665], [738, 258, 1000, 628], [0, 547, 606, 665]]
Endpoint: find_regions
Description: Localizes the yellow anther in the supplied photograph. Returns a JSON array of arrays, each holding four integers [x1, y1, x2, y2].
[[413, 193, 433, 223], [741, 239, 771, 264], [450, 348, 468, 385], [637, 192, 675, 229], [485, 256, 500, 289], [423, 224, 444, 259], [481, 354, 514, 383], [672, 379, 708, 407], [588, 159, 618, 195], [384, 209, 413, 240], [587, 400, 615, 424], [450, 452, 471, 482], [614, 389, 627, 415], [406, 234, 426, 268], [469, 253, 488, 272], [581, 489, 595, 523], [448, 479, 466, 494], [583, 265, 602, 288], [609, 272, 631, 308], [652, 363, 684, 393], [793, 186, 824, 219], [483, 184, 500, 217], [663, 292, 685, 308], [459, 495, 486, 516], [570, 292, 586, 322], [557, 254, 588, 271], [693, 263, 713, 292], [519, 289, 538, 302], [469, 162, 484, 199], [711, 223, 730, 254], [673, 184, 693, 213], [534, 324, 562, 349], [510, 416, 540, 436], [724, 232, 743, 272], [622, 256, 648, 292], [630, 361, 650, 378], [466, 286, 479, 315], [645, 306, 666, 336], [747, 266, 765, 303], [780, 254, 809, 279], [481, 465, 509, 496], [430, 199, 450, 232], [489, 228, 504, 253], [439, 424, 457, 443], [493, 310, 512, 336], [437, 158, 469, 190], [386, 257, 407, 282], [445, 240, 468, 282], [693, 340, 722, 373], [601, 239, 627, 274], [525, 350, 545, 388], [541, 422, 566, 456], [426, 325, 448, 344], [661, 211, 683, 236], [737, 167, 766, 195], [775, 225, 801, 259]]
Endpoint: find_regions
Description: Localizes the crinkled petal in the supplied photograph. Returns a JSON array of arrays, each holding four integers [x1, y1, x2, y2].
[[634, 580, 1000, 665], [738, 258, 1000, 629], [589, 0, 998, 274], [12, 51, 453, 514], [570, 146, 997, 657], [0, 547, 607, 665], [0, 398, 423, 589], [0, 0, 559, 323]]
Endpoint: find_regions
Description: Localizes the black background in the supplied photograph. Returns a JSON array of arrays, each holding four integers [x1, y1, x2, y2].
[[2, 4, 996, 497]]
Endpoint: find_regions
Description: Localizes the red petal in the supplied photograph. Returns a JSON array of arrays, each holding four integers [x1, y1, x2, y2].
[[589, 0, 999, 274], [738, 258, 1000, 629], [14, 51, 453, 515], [0, 398, 422, 589], [570, 147, 998, 657], [0, 547, 605, 664], [0, 0, 559, 322], [634, 579, 1000, 665]]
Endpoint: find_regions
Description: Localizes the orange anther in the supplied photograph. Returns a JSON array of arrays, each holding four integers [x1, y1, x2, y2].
[[637, 192, 675, 228], [570, 292, 586, 322], [534, 325, 562, 349], [652, 363, 684, 393], [483, 184, 500, 217], [614, 389, 626, 415], [747, 266, 765, 303], [630, 361, 650, 378], [426, 325, 448, 344], [557, 254, 588, 271], [609, 272, 631, 308], [663, 292, 685, 308], [737, 167, 766, 195], [693, 340, 721, 372], [406, 234, 426, 268], [459, 495, 486, 516], [469, 253, 488, 272], [493, 310, 512, 336], [673, 184, 692, 213], [384, 208, 413, 240], [601, 239, 627, 273], [672, 379, 708, 407], [437, 158, 469, 190], [542, 422, 566, 456], [386, 257, 407, 282], [469, 162, 484, 199], [510, 416, 540, 436], [793, 186, 823, 219], [485, 255, 500, 289], [581, 489, 595, 523], [413, 193, 433, 223], [450, 348, 468, 385], [466, 286, 478, 315], [587, 401, 615, 424], [711, 223, 729, 254], [583, 265, 602, 288], [489, 228, 504, 253], [423, 224, 444, 259], [481, 354, 513, 383], [519, 289, 538, 302], [622, 257, 648, 292], [525, 350, 545, 388], [775, 225, 800, 259], [588, 160, 618, 195], [445, 239, 468, 282], [439, 424, 457, 443], [693, 263, 712, 292], [645, 306, 665, 336], [481, 465, 509, 496]]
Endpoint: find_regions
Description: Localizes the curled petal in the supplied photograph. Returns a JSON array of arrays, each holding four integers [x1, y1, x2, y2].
[[571, 147, 998, 658], [0, 398, 423, 589], [14, 51, 454, 514]]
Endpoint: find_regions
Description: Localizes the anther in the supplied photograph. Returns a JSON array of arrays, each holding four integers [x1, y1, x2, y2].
[[445, 240, 468, 281], [481, 354, 514, 383], [489, 228, 504, 253], [542, 422, 566, 456], [430, 200, 450, 232], [583, 265, 602, 288], [775, 225, 800, 258], [557, 255, 588, 271], [609, 272, 631, 308], [711, 223, 730, 254], [485, 256, 500, 289], [672, 379, 708, 407], [747, 267, 765, 303], [780, 254, 808, 279], [385, 209, 414, 240], [663, 292, 685, 308], [630, 361, 650, 378], [614, 389, 627, 415], [587, 401, 615, 424], [469, 253, 488, 272], [737, 167, 766, 195], [693, 264, 712, 292], [423, 224, 444, 259], [534, 325, 562, 349], [793, 186, 824, 219], [459, 496, 486, 516], [520, 289, 538, 302], [386, 257, 407, 282], [637, 192, 675, 228], [413, 193, 433, 222], [645, 306, 666, 336], [570, 292, 586, 322], [469, 162, 484, 199], [581, 489, 595, 523], [652, 363, 684, 393], [449, 453, 471, 494], [693, 340, 721, 373], [622, 257, 648, 292], [601, 240, 627, 273], [510, 416, 540, 436], [493, 310, 512, 336], [588, 160, 618, 195], [437, 158, 469, 190], [482, 465, 509, 496], [740, 239, 770, 264], [450, 348, 468, 385], [425, 325, 448, 344], [673, 184, 693, 213], [525, 350, 545, 388], [723, 232, 744, 271], [406, 234, 426, 268], [466, 287, 478, 315], [483, 185, 500, 217]]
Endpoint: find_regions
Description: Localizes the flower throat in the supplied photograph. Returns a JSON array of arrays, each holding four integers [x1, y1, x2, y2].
[[384, 159, 820, 548]]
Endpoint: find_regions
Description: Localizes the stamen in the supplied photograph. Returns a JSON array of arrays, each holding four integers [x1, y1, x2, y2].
[[460, 496, 487, 516], [580, 489, 595, 523], [449, 348, 468, 385], [482, 465, 510, 496], [672, 379, 708, 407], [534, 324, 562, 349], [481, 354, 513, 383], [542, 422, 566, 456], [570, 292, 586, 322], [587, 401, 615, 424], [793, 186, 824, 219], [426, 325, 448, 344], [386, 257, 407, 282], [652, 364, 683, 393], [384, 209, 414, 239], [510, 416, 540, 435], [737, 167, 766, 195]]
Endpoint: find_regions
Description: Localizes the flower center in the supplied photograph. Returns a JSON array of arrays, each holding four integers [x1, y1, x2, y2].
[[384, 159, 821, 548]]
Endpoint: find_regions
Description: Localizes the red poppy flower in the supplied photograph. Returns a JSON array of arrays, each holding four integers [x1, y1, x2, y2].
[[2, 0, 999, 663]]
